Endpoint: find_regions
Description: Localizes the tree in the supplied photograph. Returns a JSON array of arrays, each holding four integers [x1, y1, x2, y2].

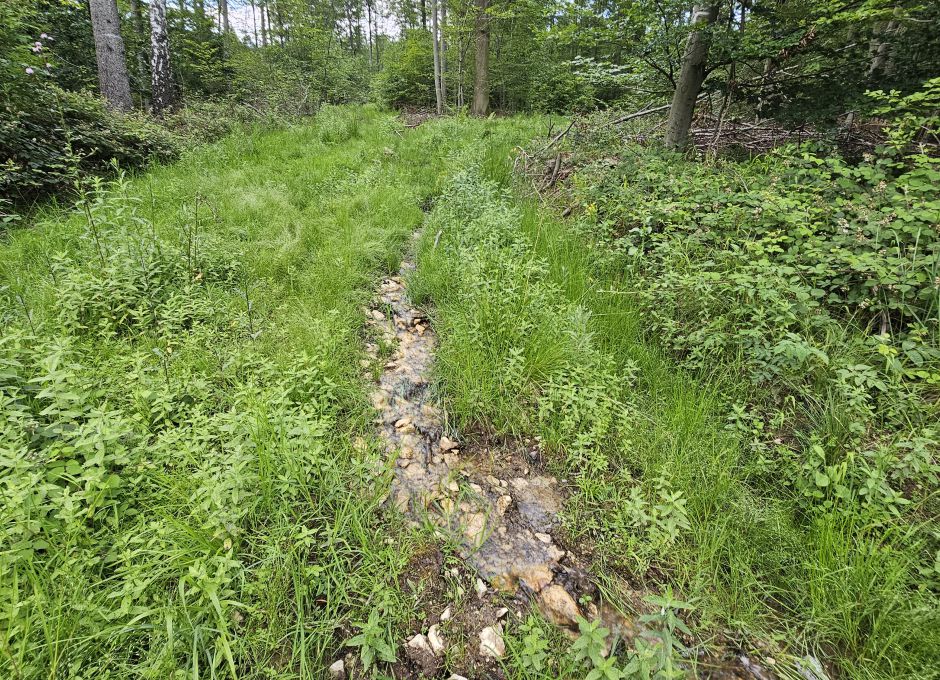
[[471, 0, 489, 115], [220, 0, 231, 33], [88, 0, 133, 111], [432, 0, 443, 113], [440, 0, 447, 105], [664, 4, 718, 149], [150, 0, 176, 113]]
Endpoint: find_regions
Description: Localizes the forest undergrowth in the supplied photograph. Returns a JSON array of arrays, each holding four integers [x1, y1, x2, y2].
[[1, 105, 938, 679], [410, 115, 939, 679], [0, 106, 541, 678]]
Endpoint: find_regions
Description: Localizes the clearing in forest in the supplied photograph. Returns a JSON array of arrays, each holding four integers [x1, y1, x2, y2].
[[2, 107, 938, 680]]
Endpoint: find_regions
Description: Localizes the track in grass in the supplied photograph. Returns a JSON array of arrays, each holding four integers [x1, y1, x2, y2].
[[362, 226, 781, 679]]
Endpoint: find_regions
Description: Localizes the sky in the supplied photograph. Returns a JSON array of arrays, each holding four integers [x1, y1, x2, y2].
[[224, 0, 402, 45]]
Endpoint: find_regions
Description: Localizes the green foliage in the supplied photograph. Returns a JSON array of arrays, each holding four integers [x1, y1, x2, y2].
[[0, 87, 177, 206], [346, 608, 398, 670], [0, 107, 492, 679], [372, 29, 435, 108], [868, 77, 940, 154], [414, 146, 940, 678]]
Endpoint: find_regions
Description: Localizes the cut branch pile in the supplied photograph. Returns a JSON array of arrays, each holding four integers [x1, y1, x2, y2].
[[515, 106, 890, 199]]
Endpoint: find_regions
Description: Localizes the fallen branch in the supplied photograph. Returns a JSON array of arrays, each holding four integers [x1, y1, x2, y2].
[[540, 119, 576, 154]]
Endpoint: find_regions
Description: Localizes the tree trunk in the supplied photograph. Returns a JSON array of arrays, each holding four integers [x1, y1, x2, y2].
[[129, 0, 149, 104], [664, 4, 718, 149], [366, 0, 375, 67], [868, 11, 901, 81], [260, 0, 269, 46], [421, 0, 427, 29], [150, 0, 176, 113], [249, 0, 259, 45], [471, 0, 489, 116], [431, 0, 443, 113], [88, 0, 134, 111], [440, 0, 447, 106], [457, 33, 464, 108], [220, 0, 230, 32]]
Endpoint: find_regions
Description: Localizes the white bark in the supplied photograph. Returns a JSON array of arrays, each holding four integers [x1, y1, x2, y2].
[[432, 0, 443, 113], [664, 4, 719, 149], [150, 0, 176, 113]]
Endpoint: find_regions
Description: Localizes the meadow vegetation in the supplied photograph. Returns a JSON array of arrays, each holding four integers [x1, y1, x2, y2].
[[410, 114, 939, 678], [0, 106, 540, 678]]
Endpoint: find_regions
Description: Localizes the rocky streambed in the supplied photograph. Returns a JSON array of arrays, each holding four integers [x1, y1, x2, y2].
[[350, 239, 787, 679]]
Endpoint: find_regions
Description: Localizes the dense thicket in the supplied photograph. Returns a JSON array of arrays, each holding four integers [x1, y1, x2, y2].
[[4, 0, 938, 212]]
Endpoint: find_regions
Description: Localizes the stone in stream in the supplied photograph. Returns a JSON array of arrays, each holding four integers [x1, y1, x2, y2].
[[439, 435, 459, 451], [407, 633, 433, 656], [509, 476, 564, 533], [427, 624, 446, 656], [479, 625, 505, 659], [538, 584, 581, 628], [328, 659, 345, 679]]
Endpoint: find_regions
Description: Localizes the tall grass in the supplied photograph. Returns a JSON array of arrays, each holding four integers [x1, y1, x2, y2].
[[0, 106, 540, 678], [410, 164, 939, 679]]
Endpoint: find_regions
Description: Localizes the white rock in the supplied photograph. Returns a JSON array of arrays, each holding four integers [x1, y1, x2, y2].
[[496, 495, 512, 515], [440, 606, 453, 621], [407, 633, 433, 656], [428, 624, 446, 656], [328, 659, 345, 679], [534, 532, 552, 543], [439, 435, 459, 451], [479, 625, 505, 658], [371, 309, 386, 321], [448, 676, 469, 680], [474, 578, 488, 599], [495, 607, 509, 619]]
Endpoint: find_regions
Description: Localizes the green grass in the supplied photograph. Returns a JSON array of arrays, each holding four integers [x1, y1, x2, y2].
[[410, 166, 940, 679], [3, 106, 936, 679], [0, 106, 542, 679]]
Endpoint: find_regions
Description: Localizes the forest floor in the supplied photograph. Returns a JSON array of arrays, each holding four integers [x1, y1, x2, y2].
[[1, 106, 936, 680]]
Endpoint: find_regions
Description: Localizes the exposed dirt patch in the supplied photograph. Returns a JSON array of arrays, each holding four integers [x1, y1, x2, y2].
[[360, 235, 783, 679]]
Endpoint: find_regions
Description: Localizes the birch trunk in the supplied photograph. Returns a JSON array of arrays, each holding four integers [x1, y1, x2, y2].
[[432, 0, 443, 113], [440, 0, 447, 106], [89, 0, 134, 111], [129, 0, 149, 103], [664, 4, 718, 149], [471, 0, 489, 116], [150, 0, 176, 113]]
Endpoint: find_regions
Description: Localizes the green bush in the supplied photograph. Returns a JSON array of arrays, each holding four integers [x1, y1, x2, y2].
[[372, 29, 435, 108], [0, 87, 177, 207], [413, 162, 940, 678]]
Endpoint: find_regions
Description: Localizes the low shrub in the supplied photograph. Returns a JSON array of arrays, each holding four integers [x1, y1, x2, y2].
[[0, 87, 177, 207]]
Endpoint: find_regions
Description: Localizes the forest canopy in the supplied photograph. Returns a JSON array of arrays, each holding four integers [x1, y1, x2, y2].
[[2, 0, 939, 208]]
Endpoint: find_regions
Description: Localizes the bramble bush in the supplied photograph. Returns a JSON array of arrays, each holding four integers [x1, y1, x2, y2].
[[415, 148, 939, 675]]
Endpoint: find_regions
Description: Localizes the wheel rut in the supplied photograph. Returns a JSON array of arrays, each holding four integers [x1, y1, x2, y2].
[[362, 234, 780, 679]]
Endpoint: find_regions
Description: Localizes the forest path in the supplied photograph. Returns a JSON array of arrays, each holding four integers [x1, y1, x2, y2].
[[359, 227, 768, 679]]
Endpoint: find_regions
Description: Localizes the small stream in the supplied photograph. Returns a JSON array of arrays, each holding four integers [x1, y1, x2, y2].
[[363, 236, 780, 679]]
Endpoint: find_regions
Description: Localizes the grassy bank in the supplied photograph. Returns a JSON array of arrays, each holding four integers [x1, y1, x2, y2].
[[0, 106, 540, 678], [410, 158, 939, 678]]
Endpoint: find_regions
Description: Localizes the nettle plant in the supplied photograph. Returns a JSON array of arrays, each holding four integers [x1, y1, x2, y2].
[[567, 591, 693, 680]]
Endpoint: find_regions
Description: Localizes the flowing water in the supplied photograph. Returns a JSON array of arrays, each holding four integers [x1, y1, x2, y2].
[[364, 239, 780, 679]]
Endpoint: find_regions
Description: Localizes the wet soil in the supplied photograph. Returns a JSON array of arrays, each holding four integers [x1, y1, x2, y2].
[[361, 238, 781, 679]]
